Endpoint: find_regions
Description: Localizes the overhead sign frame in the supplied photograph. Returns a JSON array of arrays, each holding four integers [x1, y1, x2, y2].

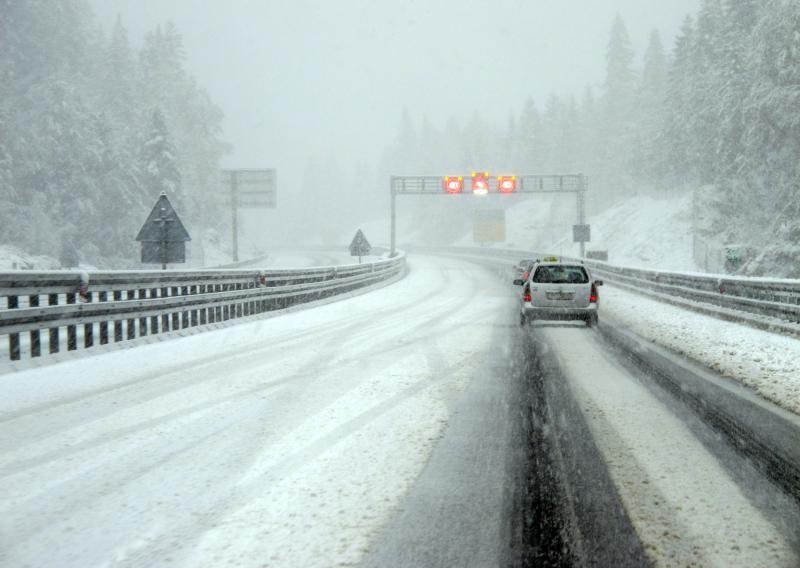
[[389, 173, 588, 257]]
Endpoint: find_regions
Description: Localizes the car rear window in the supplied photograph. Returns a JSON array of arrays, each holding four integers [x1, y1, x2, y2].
[[532, 265, 589, 284]]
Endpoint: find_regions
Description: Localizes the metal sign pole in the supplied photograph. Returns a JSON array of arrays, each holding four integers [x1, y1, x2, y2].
[[390, 176, 397, 257], [160, 218, 167, 270], [578, 175, 587, 258], [230, 171, 239, 262]]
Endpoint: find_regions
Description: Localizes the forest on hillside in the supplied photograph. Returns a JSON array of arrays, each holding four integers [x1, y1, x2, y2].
[[381, 0, 800, 275], [2, 1, 799, 274], [0, 1, 228, 268]]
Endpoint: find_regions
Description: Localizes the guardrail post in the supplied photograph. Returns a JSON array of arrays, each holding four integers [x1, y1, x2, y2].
[[29, 295, 40, 357], [161, 287, 169, 332], [191, 286, 199, 326], [138, 290, 148, 336], [170, 287, 179, 330], [84, 292, 93, 348], [150, 288, 159, 334], [126, 290, 136, 339], [48, 293, 59, 353], [113, 291, 123, 341], [66, 293, 77, 351], [214, 285, 221, 322], [99, 292, 109, 344], [181, 286, 189, 328], [8, 295, 20, 360], [199, 285, 208, 324]]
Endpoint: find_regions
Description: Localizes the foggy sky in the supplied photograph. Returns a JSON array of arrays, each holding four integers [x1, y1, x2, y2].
[[91, 0, 699, 176]]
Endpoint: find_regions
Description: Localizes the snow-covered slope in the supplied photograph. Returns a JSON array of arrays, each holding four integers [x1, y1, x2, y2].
[[510, 193, 695, 271], [455, 192, 697, 272], [0, 245, 60, 270]]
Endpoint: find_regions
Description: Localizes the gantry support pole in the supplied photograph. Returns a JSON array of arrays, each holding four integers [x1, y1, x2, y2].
[[390, 176, 397, 257]]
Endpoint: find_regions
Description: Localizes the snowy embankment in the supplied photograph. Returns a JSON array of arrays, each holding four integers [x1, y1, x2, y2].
[[0, 244, 59, 270], [602, 285, 800, 415], [506, 192, 696, 271], [0, 255, 505, 567]]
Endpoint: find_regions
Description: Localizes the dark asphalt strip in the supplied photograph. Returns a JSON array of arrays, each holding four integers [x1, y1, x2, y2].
[[359, 318, 515, 568], [595, 319, 800, 551], [597, 319, 800, 500], [506, 328, 649, 568], [360, 316, 648, 567]]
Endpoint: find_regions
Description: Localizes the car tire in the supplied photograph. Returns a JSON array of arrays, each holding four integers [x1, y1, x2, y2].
[[585, 315, 598, 328], [519, 313, 527, 327]]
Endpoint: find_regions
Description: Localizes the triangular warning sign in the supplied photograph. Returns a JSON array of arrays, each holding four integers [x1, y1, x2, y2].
[[135, 192, 191, 243], [349, 229, 371, 256]]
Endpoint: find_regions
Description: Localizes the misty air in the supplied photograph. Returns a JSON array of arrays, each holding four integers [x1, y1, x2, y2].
[[1, 1, 799, 567]]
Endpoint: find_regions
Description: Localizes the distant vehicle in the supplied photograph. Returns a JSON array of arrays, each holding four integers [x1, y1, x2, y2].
[[513, 260, 603, 327], [513, 258, 537, 276], [514, 258, 541, 280]]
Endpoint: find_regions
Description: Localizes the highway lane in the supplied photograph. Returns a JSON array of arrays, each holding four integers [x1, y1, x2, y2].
[[0, 255, 513, 567], [362, 256, 799, 567], [1, 253, 798, 567]]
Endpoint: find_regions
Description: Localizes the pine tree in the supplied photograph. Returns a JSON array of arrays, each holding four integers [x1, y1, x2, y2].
[[664, 16, 695, 187], [688, 0, 724, 185], [141, 109, 182, 204], [634, 30, 669, 191], [602, 14, 637, 200], [742, 0, 800, 243]]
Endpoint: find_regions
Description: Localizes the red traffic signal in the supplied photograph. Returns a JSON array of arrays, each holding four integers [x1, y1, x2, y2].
[[443, 176, 464, 194], [472, 171, 489, 195], [498, 175, 517, 193]]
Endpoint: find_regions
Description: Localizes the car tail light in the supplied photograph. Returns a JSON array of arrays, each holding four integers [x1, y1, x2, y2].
[[523, 290, 532, 302], [590, 283, 598, 303]]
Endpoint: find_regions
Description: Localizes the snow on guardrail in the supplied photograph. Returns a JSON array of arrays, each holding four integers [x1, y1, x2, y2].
[[0, 253, 407, 362], [417, 246, 800, 327]]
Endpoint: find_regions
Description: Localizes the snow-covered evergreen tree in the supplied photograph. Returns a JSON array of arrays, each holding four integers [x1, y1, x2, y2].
[[602, 14, 637, 201], [141, 109, 182, 204], [634, 30, 669, 191]]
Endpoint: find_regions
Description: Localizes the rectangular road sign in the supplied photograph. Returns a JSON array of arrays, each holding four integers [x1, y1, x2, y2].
[[222, 169, 277, 208], [473, 209, 506, 243], [573, 224, 591, 243]]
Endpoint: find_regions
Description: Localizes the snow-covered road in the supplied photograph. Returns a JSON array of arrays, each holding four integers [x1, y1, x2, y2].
[[1, 253, 798, 567], [538, 325, 798, 566], [0, 255, 510, 567]]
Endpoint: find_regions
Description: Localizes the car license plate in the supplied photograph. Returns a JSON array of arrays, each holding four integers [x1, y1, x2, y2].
[[546, 292, 574, 301]]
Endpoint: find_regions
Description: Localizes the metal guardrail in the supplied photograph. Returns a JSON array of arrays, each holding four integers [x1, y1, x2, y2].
[[0, 254, 406, 361], [424, 246, 800, 324]]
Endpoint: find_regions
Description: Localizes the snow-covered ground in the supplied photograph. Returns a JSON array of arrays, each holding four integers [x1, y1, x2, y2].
[[0, 244, 60, 270], [0, 255, 507, 568], [263, 250, 376, 269], [545, 193, 695, 271], [451, 192, 698, 271], [601, 284, 800, 415], [540, 326, 797, 566], [1, 251, 796, 566]]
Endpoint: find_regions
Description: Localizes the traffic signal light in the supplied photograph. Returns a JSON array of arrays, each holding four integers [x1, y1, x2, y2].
[[472, 171, 489, 195], [443, 176, 463, 194], [498, 175, 517, 193]]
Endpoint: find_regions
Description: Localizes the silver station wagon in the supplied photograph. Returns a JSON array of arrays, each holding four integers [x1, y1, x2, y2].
[[513, 259, 603, 327]]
